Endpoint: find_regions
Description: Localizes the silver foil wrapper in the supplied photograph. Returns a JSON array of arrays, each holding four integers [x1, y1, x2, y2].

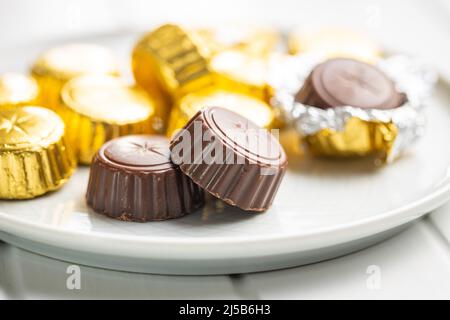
[[269, 53, 438, 161]]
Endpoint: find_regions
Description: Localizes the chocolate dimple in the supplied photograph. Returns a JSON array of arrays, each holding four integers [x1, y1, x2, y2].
[[103, 135, 172, 168], [295, 58, 405, 110]]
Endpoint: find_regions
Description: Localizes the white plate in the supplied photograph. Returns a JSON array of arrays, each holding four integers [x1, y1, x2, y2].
[[1, 32, 450, 275]]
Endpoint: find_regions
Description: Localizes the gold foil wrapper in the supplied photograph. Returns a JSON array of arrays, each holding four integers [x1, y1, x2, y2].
[[193, 25, 279, 57], [303, 117, 398, 159], [59, 75, 155, 164], [0, 73, 39, 108], [167, 88, 275, 137], [31, 43, 120, 112], [0, 106, 76, 199], [132, 24, 214, 98], [209, 49, 269, 101], [132, 24, 215, 132], [288, 27, 381, 64]]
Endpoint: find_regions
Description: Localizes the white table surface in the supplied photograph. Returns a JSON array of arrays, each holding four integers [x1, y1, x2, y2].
[[0, 0, 450, 300]]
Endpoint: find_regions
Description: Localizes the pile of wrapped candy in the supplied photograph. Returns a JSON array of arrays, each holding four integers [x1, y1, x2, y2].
[[0, 24, 436, 222]]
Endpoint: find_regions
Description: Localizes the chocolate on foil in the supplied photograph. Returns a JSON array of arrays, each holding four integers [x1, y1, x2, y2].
[[193, 24, 279, 57], [59, 74, 155, 164], [0, 73, 39, 108], [0, 106, 76, 199], [170, 107, 287, 212], [132, 24, 214, 99], [86, 135, 204, 222], [270, 53, 437, 161], [31, 43, 120, 111]]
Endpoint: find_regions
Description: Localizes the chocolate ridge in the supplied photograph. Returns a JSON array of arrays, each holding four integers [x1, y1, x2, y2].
[[170, 107, 287, 212]]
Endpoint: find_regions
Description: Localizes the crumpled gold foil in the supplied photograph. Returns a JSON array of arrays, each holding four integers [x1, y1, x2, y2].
[[0, 106, 76, 199], [167, 88, 274, 138], [0, 73, 39, 108], [59, 75, 154, 164], [304, 117, 397, 159], [31, 43, 120, 112]]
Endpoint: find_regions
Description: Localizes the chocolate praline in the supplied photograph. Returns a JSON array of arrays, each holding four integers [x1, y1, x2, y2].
[[86, 135, 204, 222], [295, 58, 406, 109], [170, 107, 287, 212]]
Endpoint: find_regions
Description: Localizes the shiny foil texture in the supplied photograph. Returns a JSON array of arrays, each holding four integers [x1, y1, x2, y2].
[[30, 43, 120, 112], [0, 106, 76, 199], [132, 24, 214, 99], [270, 54, 436, 161], [209, 49, 270, 101], [192, 25, 279, 57], [59, 75, 154, 164], [170, 107, 287, 212], [167, 88, 275, 138], [288, 27, 382, 64], [86, 135, 204, 222], [304, 118, 398, 158]]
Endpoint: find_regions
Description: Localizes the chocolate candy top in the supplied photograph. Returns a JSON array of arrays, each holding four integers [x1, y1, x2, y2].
[[101, 135, 173, 172], [295, 58, 405, 109], [202, 107, 283, 165]]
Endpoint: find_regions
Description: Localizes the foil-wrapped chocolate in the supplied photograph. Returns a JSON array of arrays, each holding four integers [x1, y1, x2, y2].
[[209, 49, 270, 101], [288, 27, 382, 64], [270, 54, 437, 161], [59, 75, 155, 164], [0, 73, 39, 108], [193, 24, 279, 57], [132, 24, 215, 133], [132, 24, 275, 132], [31, 43, 120, 111], [87, 135, 204, 222], [0, 106, 76, 199], [132, 24, 214, 99]]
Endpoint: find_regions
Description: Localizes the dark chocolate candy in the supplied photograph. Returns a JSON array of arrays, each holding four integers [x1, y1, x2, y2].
[[86, 135, 204, 222], [295, 58, 406, 109], [169, 107, 287, 212]]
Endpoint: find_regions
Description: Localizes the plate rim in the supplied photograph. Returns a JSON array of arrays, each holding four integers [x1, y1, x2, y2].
[[1, 31, 450, 260], [0, 177, 448, 258]]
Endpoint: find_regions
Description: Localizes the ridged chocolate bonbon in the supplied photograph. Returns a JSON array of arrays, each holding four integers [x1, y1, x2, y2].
[[170, 107, 287, 212], [86, 135, 204, 222], [295, 58, 406, 109]]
